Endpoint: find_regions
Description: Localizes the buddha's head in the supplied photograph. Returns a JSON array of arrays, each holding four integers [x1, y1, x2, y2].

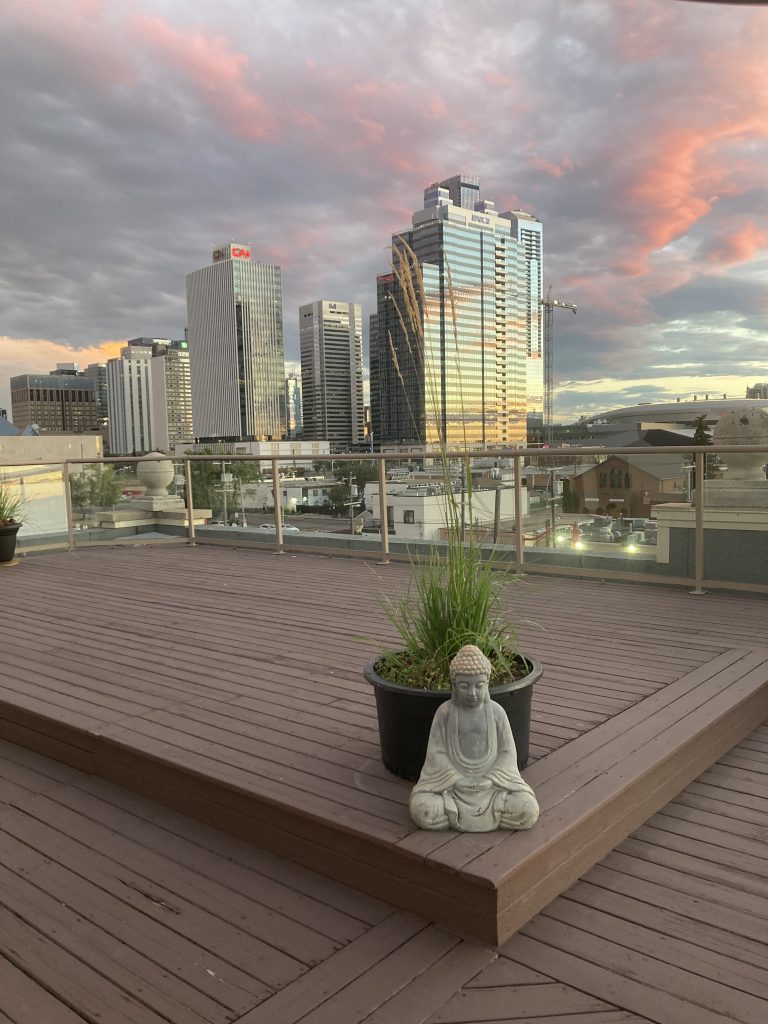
[[450, 645, 491, 707]]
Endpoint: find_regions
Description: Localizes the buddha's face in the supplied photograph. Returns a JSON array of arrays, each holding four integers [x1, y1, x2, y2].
[[452, 673, 488, 707]]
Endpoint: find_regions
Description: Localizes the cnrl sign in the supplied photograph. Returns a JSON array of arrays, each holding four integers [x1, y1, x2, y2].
[[212, 244, 251, 262]]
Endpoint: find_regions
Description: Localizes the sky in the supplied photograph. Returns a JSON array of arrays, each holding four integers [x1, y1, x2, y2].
[[1, 0, 767, 423]]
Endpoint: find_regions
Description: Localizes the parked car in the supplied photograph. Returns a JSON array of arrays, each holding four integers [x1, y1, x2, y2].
[[259, 522, 300, 533]]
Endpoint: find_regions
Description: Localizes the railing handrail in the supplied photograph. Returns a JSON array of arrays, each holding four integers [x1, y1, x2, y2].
[[3, 443, 767, 595], [1, 442, 768, 470]]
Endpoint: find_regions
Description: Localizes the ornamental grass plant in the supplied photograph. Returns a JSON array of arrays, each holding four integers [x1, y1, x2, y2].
[[374, 240, 527, 691], [0, 484, 25, 526]]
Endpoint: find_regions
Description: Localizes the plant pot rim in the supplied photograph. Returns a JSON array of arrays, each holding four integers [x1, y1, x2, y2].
[[364, 652, 542, 698]]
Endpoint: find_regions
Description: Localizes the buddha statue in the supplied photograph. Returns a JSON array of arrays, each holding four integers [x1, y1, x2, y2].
[[409, 645, 540, 832]]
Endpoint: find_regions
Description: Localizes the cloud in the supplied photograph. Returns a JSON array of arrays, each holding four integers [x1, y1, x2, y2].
[[703, 222, 768, 265], [129, 14, 278, 142], [1, 0, 767, 425], [556, 372, 762, 422], [0, 337, 124, 411]]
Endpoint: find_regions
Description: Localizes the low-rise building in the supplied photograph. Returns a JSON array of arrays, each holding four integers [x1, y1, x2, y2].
[[174, 439, 330, 461], [241, 475, 335, 511], [571, 454, 686, 517], [10, 365, 100, 433], [364, 480, 523, 542]]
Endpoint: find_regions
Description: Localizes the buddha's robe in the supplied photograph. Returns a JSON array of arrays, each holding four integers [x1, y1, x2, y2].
[[410, 699, 539, 832]]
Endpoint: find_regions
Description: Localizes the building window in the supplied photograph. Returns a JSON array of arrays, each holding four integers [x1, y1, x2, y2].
[[598, 472, 607, 487], [624, 472, 632, 489], [403, 509, 415, 523], [609, 468, 622, 489]]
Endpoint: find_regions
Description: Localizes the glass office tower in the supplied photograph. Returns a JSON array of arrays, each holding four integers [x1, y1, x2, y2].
[[300, 300, 364, 449], [505, 211, 544, 424], [371, 178, 529, 447], [186, 244, 286, 441]]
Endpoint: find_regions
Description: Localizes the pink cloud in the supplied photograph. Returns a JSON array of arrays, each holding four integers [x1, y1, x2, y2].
[[484, 72, 516, 89], [611, 0, 677, 62], [528, 156, 575, 179], [615, 114, 765, 275], [129, 15, 278, 142], [705, 222, 768, 265]]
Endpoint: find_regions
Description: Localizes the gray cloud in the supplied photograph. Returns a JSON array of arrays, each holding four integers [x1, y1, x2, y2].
[[1, 0, 766, 420]]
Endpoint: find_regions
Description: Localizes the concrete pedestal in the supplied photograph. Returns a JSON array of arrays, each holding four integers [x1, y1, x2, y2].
[[84, 505, 212, 530]]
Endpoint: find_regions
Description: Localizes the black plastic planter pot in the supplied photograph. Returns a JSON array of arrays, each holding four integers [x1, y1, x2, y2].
[[364, 655, 542, 781], [0, 523, 20, 565]]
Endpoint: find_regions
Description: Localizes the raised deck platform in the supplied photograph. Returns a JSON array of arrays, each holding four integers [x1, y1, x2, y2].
[[1, 545, 767, 944]]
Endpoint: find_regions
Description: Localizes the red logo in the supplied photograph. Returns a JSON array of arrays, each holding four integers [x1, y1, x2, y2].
[[231, 246, 250, 259]]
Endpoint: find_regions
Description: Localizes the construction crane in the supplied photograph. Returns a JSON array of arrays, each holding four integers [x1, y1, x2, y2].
[[540, 285, 578, 446]]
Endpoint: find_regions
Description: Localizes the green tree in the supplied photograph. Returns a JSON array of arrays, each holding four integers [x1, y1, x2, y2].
[[327, 461, 376, 515], [69, 466, 126, 509], [692, 413, 712, 446], [690, 414, 719, 486], [561, 478, 579, 513], [185, 453, 262, 517], [335, 460, 378, 491], [328, 482, 351, 514]]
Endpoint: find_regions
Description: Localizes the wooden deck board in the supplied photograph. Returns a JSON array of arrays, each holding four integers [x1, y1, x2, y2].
[[0, 738, 398, 1023], [1, 545, 767, 949], [1, 696, 768, 1021]]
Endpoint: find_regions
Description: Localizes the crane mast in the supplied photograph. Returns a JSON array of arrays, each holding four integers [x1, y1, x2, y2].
[[540, 285, 577, 446]]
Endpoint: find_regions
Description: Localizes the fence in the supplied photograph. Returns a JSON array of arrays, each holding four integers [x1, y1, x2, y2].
[[2, 444, 767, 594]]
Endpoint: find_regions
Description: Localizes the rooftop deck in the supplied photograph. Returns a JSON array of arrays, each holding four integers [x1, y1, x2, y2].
[[2, 715, 766, 1022], [1, 545, 767, 951]]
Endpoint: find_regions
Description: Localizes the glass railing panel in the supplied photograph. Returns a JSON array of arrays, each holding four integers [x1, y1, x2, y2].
[[1, 462, 69, 555], [511, 450, 693, 577], [67, 461, 142, 547], [3, 443, 766, 590], [695, 445, 767, 589]]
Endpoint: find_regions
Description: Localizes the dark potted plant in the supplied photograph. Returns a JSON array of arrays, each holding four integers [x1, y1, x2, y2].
[[0, 484, 25, 565], [364, 496, 541, 780], [363, 241, 541, 781]]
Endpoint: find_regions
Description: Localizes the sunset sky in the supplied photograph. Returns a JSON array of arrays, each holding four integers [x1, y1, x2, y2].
[[1, 0, 766, 422]]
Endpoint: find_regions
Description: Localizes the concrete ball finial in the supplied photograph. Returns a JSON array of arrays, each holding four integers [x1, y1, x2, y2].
[[450, 644, 491, 681]]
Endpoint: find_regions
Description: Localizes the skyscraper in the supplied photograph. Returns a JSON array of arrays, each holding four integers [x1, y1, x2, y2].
[[107, 338, 195, 453], [370, 177, 529, 448], [82, 363, 108, 429], [107, 343, 154, 454], [504, 210, 544, 423], [186, 243, 286, 442], [284, 371, 303, 439], [150, 340, 194, 450], [299, 300, 364, 448]]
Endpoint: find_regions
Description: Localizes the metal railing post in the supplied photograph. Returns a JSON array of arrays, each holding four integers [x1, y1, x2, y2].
[[272, 458, 284, 552], [513, 453, 524, 572], [377, 457, 390, 564], [183, 459, 196, 546], [62, 462, 75, 552], [690, 449, 706, 595]]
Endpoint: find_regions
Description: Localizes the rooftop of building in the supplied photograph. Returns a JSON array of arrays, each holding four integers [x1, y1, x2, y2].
[[1, 542, 767, 1020], [582, 396, 768, 427]]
